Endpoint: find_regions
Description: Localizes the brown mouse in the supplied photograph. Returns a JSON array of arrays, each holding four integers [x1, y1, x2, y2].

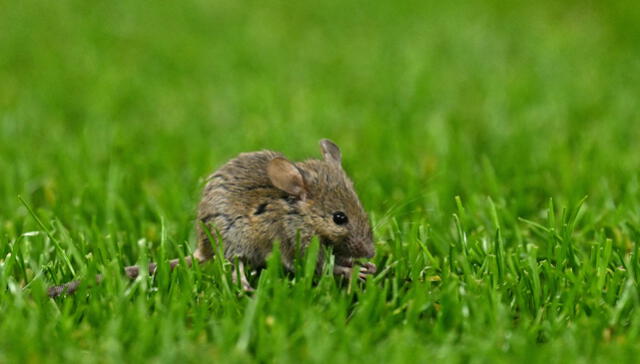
[[48, 139, 376, 296]]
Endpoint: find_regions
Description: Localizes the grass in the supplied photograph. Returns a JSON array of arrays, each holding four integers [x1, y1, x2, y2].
[[2, 0, 640, 362]]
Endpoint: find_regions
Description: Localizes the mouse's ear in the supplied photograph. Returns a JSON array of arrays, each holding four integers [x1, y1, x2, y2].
[[267, 157, 307, 199], [320, 139, 342, 166]]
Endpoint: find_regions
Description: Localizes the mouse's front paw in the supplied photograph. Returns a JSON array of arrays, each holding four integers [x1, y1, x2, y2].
[[359, 262, 376, 275], [334, 263, 374, 281]]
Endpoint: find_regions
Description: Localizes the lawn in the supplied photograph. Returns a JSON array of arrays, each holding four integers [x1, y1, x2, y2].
[[2, 0, 640, 362]]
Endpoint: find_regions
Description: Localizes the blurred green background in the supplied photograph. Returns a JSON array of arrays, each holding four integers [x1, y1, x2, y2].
[[2, 0, 639, 226], [1, 0, 640, 362]]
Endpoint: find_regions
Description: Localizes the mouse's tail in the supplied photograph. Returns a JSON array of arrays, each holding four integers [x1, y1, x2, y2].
[[47, 277, 99, 297], [47, 256, 200, 298]]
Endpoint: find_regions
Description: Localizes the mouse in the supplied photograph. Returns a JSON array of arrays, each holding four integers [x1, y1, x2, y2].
[[47, 139, 376, 297]]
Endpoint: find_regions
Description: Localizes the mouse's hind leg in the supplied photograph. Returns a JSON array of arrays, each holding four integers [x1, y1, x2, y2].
[[232, 260, 254, 292]]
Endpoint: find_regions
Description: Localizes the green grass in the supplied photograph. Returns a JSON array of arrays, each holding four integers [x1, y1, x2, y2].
[[2, 0, 640, 362]]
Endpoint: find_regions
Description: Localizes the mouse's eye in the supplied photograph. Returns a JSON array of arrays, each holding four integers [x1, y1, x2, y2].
[[332, 211, 348, 225]]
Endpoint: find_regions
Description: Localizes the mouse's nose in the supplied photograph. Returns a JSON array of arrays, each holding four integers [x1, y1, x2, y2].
[[362, 244, 375, 259], [348, 236, 375, 259]]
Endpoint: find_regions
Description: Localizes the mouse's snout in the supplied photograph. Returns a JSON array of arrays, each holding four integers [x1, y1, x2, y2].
[[347, 236, 375, 259], [362, 243, 375, 259]]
